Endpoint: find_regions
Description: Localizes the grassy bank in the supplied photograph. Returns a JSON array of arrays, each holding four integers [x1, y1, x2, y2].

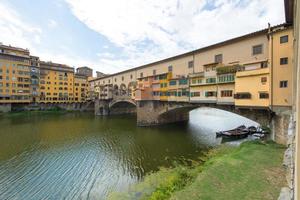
[[108, 141, 286, 200]]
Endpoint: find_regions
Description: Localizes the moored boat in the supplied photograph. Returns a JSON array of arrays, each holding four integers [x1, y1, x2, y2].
[[216, 125, 249, 139]]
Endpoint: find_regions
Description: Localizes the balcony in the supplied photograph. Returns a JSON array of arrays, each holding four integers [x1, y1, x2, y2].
[[236, 67, 269, 78], [216, 65, 243, 75]]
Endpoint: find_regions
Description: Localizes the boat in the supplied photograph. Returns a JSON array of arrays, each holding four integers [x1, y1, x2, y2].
[[216, 125, 249, 139]]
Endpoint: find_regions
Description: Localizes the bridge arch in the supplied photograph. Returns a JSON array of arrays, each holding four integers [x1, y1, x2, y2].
[[109, 99, 137, 115], [136, 101, 272, 126]]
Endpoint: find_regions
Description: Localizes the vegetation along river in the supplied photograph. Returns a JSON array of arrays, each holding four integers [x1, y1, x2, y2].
[[0, 108, 257, 199]]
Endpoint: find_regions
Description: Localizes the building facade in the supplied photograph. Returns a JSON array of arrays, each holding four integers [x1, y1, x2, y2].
[[91, 24, 294, 113], [76, 66, 93, 77], [0, 44, 31, 103]]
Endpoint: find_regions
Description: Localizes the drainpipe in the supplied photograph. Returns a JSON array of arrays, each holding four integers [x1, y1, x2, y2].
[[268, 23, 274, 111]]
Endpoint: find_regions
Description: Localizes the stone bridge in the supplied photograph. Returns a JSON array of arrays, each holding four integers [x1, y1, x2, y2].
[[95, 98, 292, 145]]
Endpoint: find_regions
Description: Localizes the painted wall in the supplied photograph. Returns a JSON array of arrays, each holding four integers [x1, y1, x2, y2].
[[272, 28, 294, 107]]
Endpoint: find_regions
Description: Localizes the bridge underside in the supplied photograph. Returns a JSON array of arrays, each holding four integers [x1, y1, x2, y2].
[[95, 99, 293, 145]]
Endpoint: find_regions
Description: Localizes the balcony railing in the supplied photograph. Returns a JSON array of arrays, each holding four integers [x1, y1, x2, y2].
[[216, 65, 243, 75]]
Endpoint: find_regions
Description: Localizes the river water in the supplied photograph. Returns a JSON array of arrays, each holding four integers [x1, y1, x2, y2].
[[0, 108, 257, 200]]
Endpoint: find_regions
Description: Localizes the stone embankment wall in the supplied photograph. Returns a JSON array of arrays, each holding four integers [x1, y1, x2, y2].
[[0, 102, 94, 113]]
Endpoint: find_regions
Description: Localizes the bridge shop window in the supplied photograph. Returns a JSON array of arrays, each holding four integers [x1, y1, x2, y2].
[[234, 92, 251, 99], [205, 91, 217, 97], [252, 44, 263, 55], [168, 65, 173, 72], [153, 70, 156, 75], [280, 57, 288, 65], [190, 92, 200, 97], [140, 72, 143, 78], [259, 92, 269, 99], [221, 90, 233, 97], [280, 35, 289, 44], [280, 80, 288, 88], [179, 79, 188, 85], [169, 80, 177, 86]]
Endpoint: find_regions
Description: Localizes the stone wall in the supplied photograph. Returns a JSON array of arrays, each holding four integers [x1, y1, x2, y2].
[[9, 102, 94, 112], [0, 104, 11, 113]]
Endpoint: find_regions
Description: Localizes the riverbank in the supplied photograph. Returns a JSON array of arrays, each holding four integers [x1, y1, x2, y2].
[[108, 141, 286, 200]]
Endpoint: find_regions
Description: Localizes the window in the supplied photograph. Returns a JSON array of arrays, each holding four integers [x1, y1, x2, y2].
[[261, 77, 267, 84], [280, 35, 288, 43], [215, 54, 223, 63], [168, 65, 173, 72], [205, 91, 217, 97], [221, 90, 233, 97], [259, 92, 269, 99], [252, 44, 263, 55], [179, 79, 188, 85], [261, 61, 268, 68], [280, 80, 288, 88], [206, 78, 216, 83], [191, 92, 200, 97], [280, 57, 288, 65], [218, 74, 235, 83], [130, 74, 133, 79], [140, 72, 143, 78], [122, 76, 124, 81], [234, 92, 251, 99], [169, 80, 177, 86], [114, 78, 117, 82], [153, 69, 156, 75], [188, 61, 194, 68]]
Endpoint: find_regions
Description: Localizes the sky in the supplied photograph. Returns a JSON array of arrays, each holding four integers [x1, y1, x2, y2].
[[0, 0, 285, 75]]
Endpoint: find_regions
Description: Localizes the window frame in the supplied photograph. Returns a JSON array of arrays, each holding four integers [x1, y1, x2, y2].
[[252, 44, 263, 55]]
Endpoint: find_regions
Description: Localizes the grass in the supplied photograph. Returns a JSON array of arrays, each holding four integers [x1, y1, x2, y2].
[[108, 141, 287, 200]]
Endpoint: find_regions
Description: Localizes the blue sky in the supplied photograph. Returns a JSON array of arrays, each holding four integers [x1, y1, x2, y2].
[[0, 0, 285, 74]]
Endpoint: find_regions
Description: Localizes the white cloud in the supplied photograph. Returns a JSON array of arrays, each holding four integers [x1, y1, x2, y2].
[[0, 1, 286, 75], [65, 0, 285, 73], [48, 19, 58, 28], [0, 2, 42, 49]]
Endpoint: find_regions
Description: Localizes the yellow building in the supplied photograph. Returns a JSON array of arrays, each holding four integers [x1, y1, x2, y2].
[[74, 74, 89, 102], [39, 61, 74, 103], [0, 44, 31, 103], [270, 26, 294, 108]]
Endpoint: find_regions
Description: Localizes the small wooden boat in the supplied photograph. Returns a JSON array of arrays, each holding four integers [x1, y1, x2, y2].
[[216, 125, 249, 139]]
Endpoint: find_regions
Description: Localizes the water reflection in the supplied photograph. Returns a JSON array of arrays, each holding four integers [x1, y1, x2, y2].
[[0, 108, 257, 199]]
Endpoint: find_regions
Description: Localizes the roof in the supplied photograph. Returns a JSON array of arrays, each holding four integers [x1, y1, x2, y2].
[[39, 61, 73, 69], [0, 44, 29, 53], [77, 66, 92, 70], [90, 23, 291, 82]]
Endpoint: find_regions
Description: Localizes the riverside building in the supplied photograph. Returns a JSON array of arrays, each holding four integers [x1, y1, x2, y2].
[[91, 23, 294, 112]]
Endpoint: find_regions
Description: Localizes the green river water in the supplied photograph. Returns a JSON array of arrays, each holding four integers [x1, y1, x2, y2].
[[0, 108, 257, 199]]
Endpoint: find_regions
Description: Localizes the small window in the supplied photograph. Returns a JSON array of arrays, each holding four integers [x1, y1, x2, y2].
[[188, 61, 194, 68], [122, 76, 124, 81], [215, 54, 223, 63], [153, 69, 156, 75], [252, 44, 263, 55], [280, 80, 288, 88], [261, 77, 267, 84], [261, 61, 268, 68], [114, 78, 117, 82], [168, 65, 173, 72], [130, 74, 133, 79], [221, 90, 233, 97], [259, 92, 269, 99], [280, 35, 288, 44], [140, 72, 143, 78], [280, 57, 288, 65]]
